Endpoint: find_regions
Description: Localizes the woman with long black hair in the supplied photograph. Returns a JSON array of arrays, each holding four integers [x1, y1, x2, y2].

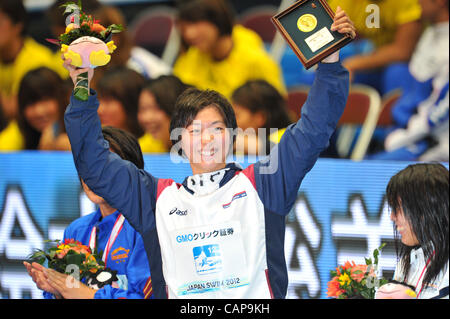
[[387, 163, 449, 299]]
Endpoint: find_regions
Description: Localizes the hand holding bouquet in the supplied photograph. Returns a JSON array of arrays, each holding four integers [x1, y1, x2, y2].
[[50, 1, 123, 101], [26, 239, 119, 298]]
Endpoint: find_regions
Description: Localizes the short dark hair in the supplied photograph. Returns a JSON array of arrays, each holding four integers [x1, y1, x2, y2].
[[142, 75, 190, 118], [97, 67, 145, 138], [0, 0, 28, 37], [231, 80, 292, 131], [102, 126, 144, 169], [17, 67, 68, 149], [170, 88, 237, 154], [176, 0, 235, 36], [386, 163, 449, 290]]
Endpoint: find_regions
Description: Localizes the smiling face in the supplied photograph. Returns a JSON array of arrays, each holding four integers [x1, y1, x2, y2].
[[138, 90, 171, 141], [390, 202, 419, 247], [24, 99, 59, 132], [181, 106, 230, 175], [98, 97, 128, 131]]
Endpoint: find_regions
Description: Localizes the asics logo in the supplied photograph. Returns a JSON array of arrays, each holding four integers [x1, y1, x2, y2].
[[169, 207, 188, 216]]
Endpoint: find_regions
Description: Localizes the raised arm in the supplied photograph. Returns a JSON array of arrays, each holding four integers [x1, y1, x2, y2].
[[250, 59, 349, 215], [245, 9, 353, 215], [63, 63, 158, 236]]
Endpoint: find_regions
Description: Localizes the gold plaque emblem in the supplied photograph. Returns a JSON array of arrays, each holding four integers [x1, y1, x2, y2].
[[297, 14, 317, 32]]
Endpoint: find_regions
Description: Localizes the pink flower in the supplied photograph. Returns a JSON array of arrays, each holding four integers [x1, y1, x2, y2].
[[350, 264, 367, 283], [56, 240, 91, 259]]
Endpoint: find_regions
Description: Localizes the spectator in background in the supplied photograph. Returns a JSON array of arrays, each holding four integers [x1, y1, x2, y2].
[[327, 0, 423, 95], [231, 80, 292, 155], [0, 100, 6, 135], [0, 0, 68, 146], [366, 0, 449, 162], [138, 75, 190, 153], [390, 0, 449, 129], [10, 67, 70, 151], [173, 0, 286, 100], [0, 97, 22, 150], [47, 1, 172, 89], [387, 163, 449, 299], [97, 67, 145, 139]]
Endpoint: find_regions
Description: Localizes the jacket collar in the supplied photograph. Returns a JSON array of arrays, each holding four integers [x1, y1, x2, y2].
[[91, 208, 120, 227], [182, 162, 243, 196]]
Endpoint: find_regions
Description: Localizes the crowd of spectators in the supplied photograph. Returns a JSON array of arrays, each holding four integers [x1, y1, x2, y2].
[[0, 0, 448, 162]]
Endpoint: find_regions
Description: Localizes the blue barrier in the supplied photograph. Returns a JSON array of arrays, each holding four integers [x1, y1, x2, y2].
[[0, 152, 446, 299]]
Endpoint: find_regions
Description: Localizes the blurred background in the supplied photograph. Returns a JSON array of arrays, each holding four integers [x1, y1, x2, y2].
[[0, 0, 448, 299]]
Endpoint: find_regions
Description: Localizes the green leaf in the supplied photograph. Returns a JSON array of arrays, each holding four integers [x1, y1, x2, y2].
[[44, 239, 60, 244], [49, 250, 57, 259], [28, 250, 48, 265], [373, 243, 386, 266], [360, 290, 371, 299], [60, 3, 80, 15], [65, 252, 85, 266]]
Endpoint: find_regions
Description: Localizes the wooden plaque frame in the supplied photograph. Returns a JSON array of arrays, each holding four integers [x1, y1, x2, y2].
[[272, 0, 353, 69]]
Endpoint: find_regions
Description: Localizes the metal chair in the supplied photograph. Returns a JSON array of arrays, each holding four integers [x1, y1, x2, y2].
[[377, 89, 402, 127], [129, 6, 180, 65], [238, 5, 278, 43], [336, 85, 382, 160]]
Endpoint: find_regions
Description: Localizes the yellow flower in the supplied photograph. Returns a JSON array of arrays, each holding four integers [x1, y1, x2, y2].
[[61, 44, 69, 54], [106, 41, 117, 54], [338, 273, 351, 286], [56, 244, 70, 252], [65, 23, 77, 34]]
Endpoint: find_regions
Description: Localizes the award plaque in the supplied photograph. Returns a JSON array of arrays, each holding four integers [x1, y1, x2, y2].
[[272, 0, 353, 69]]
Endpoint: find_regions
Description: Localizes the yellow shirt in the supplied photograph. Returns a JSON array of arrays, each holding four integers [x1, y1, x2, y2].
[[174, 25, 286, 99], [0, 120, 24, 151], [327, 0, 421, 48], [0, 37, 68, 98], [138, 133, 168, 153]]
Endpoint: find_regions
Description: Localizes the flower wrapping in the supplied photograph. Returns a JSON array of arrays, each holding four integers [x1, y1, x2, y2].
[[52, 1, 123, 101]]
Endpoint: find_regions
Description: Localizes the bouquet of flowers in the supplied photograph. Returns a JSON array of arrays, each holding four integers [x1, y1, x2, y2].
[[48, 0, 123, 101], [29, 239, 120, 290], [327, 243, 389, 299], [28, 239, 104, 281]]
